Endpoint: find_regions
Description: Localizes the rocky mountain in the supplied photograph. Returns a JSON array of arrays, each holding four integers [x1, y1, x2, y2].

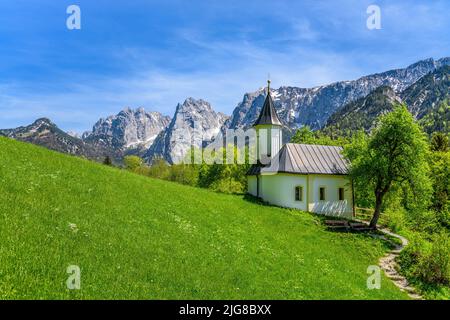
[[224, 57, 450, 132], [2, 57, 448, 164], [322, 65, 450, 136], [419, 100, 449, 135], [0, 107, 171, 163], [321, 86, 402, 135], [145, 98, 228, 164], [0, 118, 118, 162], [402, 65, 450, 119], [83, 107, 171, 153]]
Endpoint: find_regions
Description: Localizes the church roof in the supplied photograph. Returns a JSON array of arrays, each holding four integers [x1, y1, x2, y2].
[[247, 143, 349, 176], [253, 81, 283, 127]]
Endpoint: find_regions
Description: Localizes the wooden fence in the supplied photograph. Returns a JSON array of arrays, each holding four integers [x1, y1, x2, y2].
[[354, 207, 388, 226]]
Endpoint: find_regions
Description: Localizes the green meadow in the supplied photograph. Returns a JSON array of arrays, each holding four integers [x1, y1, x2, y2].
[[0, 137, 408, 299]]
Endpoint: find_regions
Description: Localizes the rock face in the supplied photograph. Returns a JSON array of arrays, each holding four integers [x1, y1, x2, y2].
[[2, 57, 448, 164], [322, 65, 450, 135], [224, 57, 450, 132], [322, 86, 403, 134], [83, 107, 171, 151], [0, 118, 118, 162], [145, 98, 229, 164], [402, 65, 450, 119]]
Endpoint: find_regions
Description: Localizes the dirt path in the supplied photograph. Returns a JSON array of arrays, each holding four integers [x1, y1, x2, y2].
[[375, 228, 423, 300]]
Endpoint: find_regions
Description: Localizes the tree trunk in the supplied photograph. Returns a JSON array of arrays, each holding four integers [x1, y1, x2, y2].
[[370, 192, 384, 229]]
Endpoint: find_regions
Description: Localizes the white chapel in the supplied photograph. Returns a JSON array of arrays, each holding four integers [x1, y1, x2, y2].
[[247, 81, 354, 218]]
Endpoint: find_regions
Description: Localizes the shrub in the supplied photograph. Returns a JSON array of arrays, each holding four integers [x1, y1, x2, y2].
[[385, 207, 406, 232], [210, 178, 245, 194], [400, 232, 450, 286], [399, 233, 427, 278], [406, 209, 441, 234], [416, 232, 450, 285], [124, 155, 144, 171], [147, 159, 170, 180], [103, 156, 113, 166], [429, 151, 450, 223], [168, 164, 198, 186]]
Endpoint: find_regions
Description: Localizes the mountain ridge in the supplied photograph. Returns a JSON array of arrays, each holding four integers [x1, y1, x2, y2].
[[1, 57, 449, 162], [83, 107, 171, 152], [0, 118, 120, 162], [223, 57, 450, 133], [322, 65, 450, 135]]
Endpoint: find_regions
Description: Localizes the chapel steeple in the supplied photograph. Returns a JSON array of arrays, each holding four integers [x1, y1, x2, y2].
[[253, 79, 283, 127], [253, 79, 283, 161]]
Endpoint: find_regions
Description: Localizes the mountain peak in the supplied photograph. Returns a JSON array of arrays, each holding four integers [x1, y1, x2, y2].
[[0, 118, 118, 162], [33, 117, 55, 126], [84, 108, 171, 150], [225, 57, 450, 132], [146, 98, 229, 164]]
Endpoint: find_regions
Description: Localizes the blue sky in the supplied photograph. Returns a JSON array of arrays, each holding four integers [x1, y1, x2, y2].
[[0, 0, 449, 133]]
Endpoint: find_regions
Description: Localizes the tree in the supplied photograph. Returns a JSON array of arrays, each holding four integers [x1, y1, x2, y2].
[[124, 155, 143, 171], [291, 126, 315, 144], [148, 158, 170, 179], [430, 132, 449, 152], [429, 150, 450, 224], [291, 125, 348, 146], [103, 156, 112, 166], [344, 105, 431, 228]]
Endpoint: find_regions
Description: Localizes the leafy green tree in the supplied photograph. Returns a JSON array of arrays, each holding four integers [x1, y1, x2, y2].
[[291, 125, 348, 146], [169, 164, 198, 186], [344, 105, 431, 228], [124, 155, 143, 171], [291, 126, 315, 144], [147, 158, 170, 179], [429, 151, 450, 225]]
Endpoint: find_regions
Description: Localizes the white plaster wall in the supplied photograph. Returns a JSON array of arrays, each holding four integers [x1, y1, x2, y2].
[[247, 176, 257, 196], [270, 128, 282, 158], [256, 125, 283, 161], [259, 174, 308, 211], [308, 175, 353, 218], [250, 173, 353, 218]]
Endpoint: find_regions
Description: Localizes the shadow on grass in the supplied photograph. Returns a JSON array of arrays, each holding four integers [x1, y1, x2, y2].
[[242, 193, 267, 205]]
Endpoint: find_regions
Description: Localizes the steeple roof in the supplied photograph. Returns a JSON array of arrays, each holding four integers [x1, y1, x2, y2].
[[253, 80, 283, 127]]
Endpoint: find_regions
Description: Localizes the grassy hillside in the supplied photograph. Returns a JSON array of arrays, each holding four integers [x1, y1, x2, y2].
[[0, 137, 408, 299]]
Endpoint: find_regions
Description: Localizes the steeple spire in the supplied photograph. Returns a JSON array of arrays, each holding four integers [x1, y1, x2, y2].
[[253, 79, 282, 127]]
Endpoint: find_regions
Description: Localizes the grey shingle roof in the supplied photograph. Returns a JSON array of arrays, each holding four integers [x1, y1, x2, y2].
[[253, 91, 283, 127], [247, 143, 349, 175]]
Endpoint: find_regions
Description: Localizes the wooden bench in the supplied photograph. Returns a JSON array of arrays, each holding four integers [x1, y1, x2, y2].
[[324, 220, 374, 232], [349, 222, 374, 232], [325, 220, 350, 231], [325, 220, 349, 226]]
